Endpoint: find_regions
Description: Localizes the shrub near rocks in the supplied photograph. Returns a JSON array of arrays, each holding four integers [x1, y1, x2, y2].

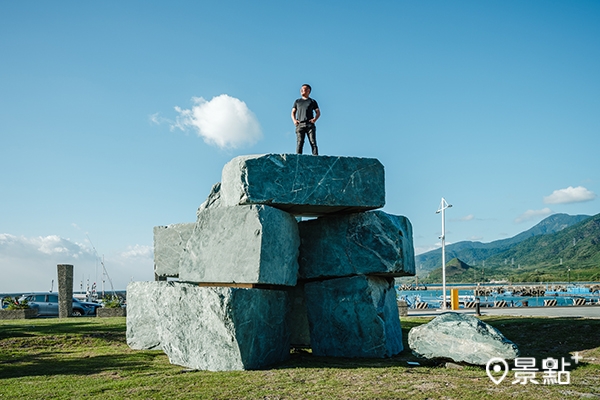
[[0, 297, 37, 319], [97, 296, 126, 318]]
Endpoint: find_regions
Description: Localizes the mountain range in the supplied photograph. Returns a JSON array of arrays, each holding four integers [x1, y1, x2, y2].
[[415, 213, 597, 282]]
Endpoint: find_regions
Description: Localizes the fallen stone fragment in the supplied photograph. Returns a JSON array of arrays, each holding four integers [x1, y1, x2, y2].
[[179, 204, 300, 286], [304, 275, 403, 358], [408, 312, 519, 365], [127, 281, 291, 371], [298, 211, 415, 279], [219, 154, 385, 216], [126, 281, 162, 350], [154, 223, 195, 278]]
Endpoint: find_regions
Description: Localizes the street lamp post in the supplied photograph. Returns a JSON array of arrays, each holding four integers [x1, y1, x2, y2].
[[436, 197, 452, 310]]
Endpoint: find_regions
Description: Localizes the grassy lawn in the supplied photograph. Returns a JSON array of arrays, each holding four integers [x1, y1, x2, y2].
[[0, 316, 599, 399]]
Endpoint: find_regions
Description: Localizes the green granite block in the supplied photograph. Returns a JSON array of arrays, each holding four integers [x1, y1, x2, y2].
[[299, 211, 415, 279], [219, 154, 385, 216]]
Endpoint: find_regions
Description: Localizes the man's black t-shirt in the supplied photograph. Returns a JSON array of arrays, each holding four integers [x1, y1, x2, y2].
[[293, 97, 319, 123]]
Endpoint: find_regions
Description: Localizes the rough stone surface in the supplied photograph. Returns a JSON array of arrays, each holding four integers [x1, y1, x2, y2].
[[154, 223, 195, 278], [298, 211, 415, 279], [304, 275, 403, 358], [179, 205, 300, 286], [157, 281, 290, 370], [0, 309, 38, 320], [219, 154, 385, 216], [97, 307, 126, 317], [287, 282, 311, 347], [126, 281, 162, 350], [197, 182, 222, 216], [57, 264, 73, 318], [408, 312, 520, 365], [127, 281, 291, 370]]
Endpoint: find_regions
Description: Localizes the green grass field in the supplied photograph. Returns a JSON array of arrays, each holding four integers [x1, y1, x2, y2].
[[1, 316, 598, 399]]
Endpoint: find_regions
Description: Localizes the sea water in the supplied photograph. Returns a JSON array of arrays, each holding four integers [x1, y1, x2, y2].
[[395, 287, 599, 308]]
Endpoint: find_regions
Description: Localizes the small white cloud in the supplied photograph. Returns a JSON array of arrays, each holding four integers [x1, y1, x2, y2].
[[149, 113, 173, 126], [543, 186, 596, 204], [173, 95, 262, 149], [515, 208, 553, 224], [449, 214, 474, 223], [149, 113, 161, 125], [118, 244, 153, 259], [414, 243, 440, 255], [468, 235, 484, 241]]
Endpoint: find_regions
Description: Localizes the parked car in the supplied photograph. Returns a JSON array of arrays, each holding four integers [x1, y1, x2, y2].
[[19, 292, 102, 316]]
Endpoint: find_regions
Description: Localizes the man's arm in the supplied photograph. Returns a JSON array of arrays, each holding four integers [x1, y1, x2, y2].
[[291, 107, 299, 125], [310, 108, 320, 124]]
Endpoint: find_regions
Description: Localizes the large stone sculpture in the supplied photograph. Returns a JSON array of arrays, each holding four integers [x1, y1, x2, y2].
[[127, 153, 415, 371]]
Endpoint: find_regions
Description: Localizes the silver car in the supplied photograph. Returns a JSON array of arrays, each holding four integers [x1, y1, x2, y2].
[[20, 292, 101, 316]]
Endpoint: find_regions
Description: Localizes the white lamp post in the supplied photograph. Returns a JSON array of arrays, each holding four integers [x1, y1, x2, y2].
[[436, 197, 452, 310]]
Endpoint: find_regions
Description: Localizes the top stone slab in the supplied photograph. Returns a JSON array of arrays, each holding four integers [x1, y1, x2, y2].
[[219, 154, 385, 216]]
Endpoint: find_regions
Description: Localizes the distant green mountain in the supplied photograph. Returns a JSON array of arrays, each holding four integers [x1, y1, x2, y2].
[[415, 213, 592, 277], [421, 213, 600, 283], [426, 258, 473, 282]]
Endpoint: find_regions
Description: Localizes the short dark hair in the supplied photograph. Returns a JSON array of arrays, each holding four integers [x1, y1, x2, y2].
[[302, 84, 312, 92]]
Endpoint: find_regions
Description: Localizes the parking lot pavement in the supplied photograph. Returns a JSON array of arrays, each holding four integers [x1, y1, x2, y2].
[[407, 306, 600, 319]]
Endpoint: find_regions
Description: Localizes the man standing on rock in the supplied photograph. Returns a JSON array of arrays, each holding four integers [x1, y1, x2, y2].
[[291, 84, 320, 155]]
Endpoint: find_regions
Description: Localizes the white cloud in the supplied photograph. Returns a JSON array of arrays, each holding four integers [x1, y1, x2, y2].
[[117, 244, 153, 259], [449, 214, 474, 223], [0, 234, 153, 293], [468, 235, 484, 241], [515, 208, 553, 224], [173, 95, 262, 149], [543, 186, 596, 204], [414, 243, 440, 255], [149, 112, 173, 126]]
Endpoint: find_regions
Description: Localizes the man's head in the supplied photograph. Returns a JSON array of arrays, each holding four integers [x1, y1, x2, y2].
[[300, 84, 312, 98]]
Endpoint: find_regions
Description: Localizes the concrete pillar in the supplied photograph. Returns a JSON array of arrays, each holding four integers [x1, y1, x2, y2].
[[57, 264, 74, 318]]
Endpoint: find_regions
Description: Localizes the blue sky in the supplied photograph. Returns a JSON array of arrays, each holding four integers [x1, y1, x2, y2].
[[1, 1, 599, 292]]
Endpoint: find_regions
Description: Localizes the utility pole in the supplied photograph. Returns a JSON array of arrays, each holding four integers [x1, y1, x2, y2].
[[436, 197, 452, 310]]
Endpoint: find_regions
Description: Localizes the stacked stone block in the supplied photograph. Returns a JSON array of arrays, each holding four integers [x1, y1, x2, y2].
[[179, 204, 300, 285], [298, 211, 414, 279], [127, 153, 415, 371], [305, 275, 403, 357]]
